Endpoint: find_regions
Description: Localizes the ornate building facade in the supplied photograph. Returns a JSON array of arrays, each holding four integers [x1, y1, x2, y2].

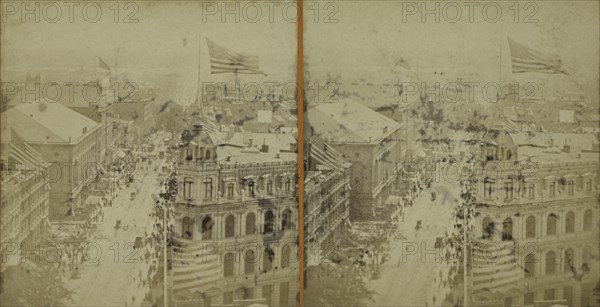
[[170, 123, 299, 306]]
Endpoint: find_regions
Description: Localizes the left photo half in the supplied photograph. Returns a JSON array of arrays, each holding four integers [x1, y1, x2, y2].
[[0, 1, 300, 306]]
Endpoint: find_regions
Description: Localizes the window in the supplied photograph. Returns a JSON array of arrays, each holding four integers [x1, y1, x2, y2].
[[486, 149, 494, 161], [244, 250, 255, 275], [185, 149, 193, 161], [183, 178, 193, 199], [506, 150, 512, 160], [285, 178, 291, 192], [242, 287, 254, 300], [202, 217, 213, 240], [281, 209, 292, 231], [262, 285, 273, 306], [524, 292, 534, 305], [527, 184, 535, 199], [264, 211, 274, 234], [567, 180, 574, 195], [525, 254, 536, 278], [225, 215, 235, 238], [544, 288, 555, 300], [263, 247, 274, 272], [547, 214, 558, 236], [563, 286, 573, 307], [484, 180, 494, 199], [248, 181, 255, 196], [182, 216, 194, 239], [279, 282, 289, 306], [583, 209, 593, 231], [227, 183, 234, 197], [564, 248, 574, 273], [482, 217, 494, 240], [204, 178, 213, 199], [504, 182, 513, 199], [282, 245, 291, 269], [246, 213, 256, 235], [545, 251, 556, 275], [526, 216, 536, 238], [502, 218, 513, 241], [565, 211, 575, 233], [267, 180, 273, 195], [223, 292, 233, 305], [224, 253, 235, 277], [549, 182, 556, 197], [586, 179, 592, 192]]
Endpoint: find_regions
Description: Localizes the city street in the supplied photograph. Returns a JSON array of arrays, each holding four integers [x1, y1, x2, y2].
[[369, 179, 461, 306], [65, 137, 168, 306]]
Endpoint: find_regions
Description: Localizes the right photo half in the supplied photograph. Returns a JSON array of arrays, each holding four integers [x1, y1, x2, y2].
[[302, 1, 600, 307]]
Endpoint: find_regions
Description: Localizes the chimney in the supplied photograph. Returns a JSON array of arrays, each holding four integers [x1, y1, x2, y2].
[[248, 138, 254, 147], [577, 152, 582, 159], [549, 137, 554, 147], [275, 153, 280, 159], [261, 144, 269, 153], [383, 126, 388, 134], [562, 145, 570, 153]]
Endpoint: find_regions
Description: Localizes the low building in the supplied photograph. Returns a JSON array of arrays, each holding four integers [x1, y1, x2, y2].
[[1, 101, 104, 221], [306, 99, 404, 221], [170, 122, 299, 306]]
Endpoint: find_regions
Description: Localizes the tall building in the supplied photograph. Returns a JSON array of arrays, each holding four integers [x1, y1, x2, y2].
[[170, 123, 299, 306], [1, 129, 50, 270], [306, 99, 404, 221], [1, 102, 104, 220], [470, 131, 600, 306]]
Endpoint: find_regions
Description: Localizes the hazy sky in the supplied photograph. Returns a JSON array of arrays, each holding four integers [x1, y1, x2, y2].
[[304, 1, 599, 90], [1, 1, 297, 82]]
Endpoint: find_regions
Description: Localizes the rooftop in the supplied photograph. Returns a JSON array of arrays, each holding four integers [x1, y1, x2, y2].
[[306, 99, 401, 144], [2, 101, 100, 144]]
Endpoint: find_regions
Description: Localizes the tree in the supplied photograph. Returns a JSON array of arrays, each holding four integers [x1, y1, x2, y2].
[[304, 263, 375, 306]]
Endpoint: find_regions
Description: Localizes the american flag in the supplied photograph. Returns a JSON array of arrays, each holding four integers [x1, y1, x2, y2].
[[171, 239, 221, 295], [507, 37, 567, 75], [7, 129, 45, 170], [471, 240, 524, 300], [206, 38, 265, 75]]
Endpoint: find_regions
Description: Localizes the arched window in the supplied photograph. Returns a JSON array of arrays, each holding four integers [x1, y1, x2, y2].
[[526, 216, 536, 238], [267, 180, 273, 195], [564, 248, 574, 273], [582, 246, 592, 269], [565, 211, 575, 233], [225, 215, 235, 238], [182, 216, 194, 239], [244, 250, 255, 275], [264, 210, 275, 234], [525, 253, 536, 278], [583, 209, 593, 231], [183, 177, 194, 198], [281, 209, 292, 231], [482, 217, 494, 240], [281, 245, 290, 269], [185, 149, 193, 161], [263, 247, 274, 272], [224, 253, 235, 277], [205, 149, 211, 160], [204, 178, 213, 199], [547, 214, 558, 236], [202, 217, 213, 240], [502, 218, 513, 241], [245, 213, 256, 235], [545, 250, 556, 275], [506, 150, 512, 160]]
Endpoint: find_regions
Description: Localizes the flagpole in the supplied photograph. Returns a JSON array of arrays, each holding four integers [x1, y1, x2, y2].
[[197, 34, 203, 118]]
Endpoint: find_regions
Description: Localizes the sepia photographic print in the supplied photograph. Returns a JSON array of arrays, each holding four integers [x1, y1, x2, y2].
[[1, 1, 599, 307]]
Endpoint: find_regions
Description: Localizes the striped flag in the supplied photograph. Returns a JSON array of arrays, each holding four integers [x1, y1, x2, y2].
[[98, 57, 111, 72], [8, 129, 45, 170], [171, 238, 222, 295], [206, 38, 265, 75], [507, 37, 567, 75], [471, 240, 524, 300]]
